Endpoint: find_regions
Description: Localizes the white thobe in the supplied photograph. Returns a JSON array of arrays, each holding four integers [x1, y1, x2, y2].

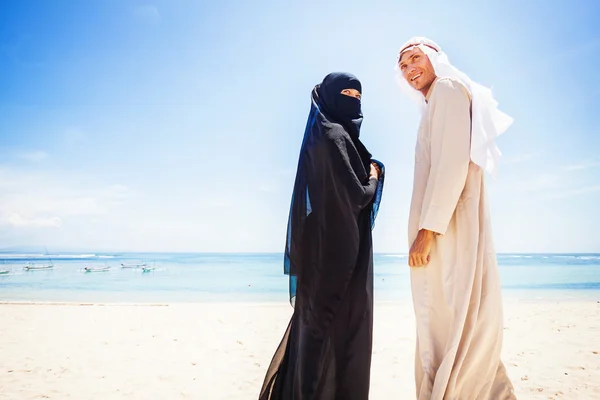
[[408, 77, 516, 400]]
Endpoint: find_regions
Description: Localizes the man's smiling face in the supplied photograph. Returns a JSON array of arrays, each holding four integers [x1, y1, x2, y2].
[[398, 46, 437, 95]]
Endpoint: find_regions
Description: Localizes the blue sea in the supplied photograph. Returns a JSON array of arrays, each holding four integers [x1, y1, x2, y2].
[[0, 253, 599, 303]]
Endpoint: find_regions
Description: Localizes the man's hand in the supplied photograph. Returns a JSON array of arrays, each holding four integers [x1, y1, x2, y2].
[[409, 229, 435, 267]]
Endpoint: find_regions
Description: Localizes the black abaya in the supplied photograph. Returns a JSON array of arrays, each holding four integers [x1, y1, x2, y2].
[[259, 73, 385, 400]]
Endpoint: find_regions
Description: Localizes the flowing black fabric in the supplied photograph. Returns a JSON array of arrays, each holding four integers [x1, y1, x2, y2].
[[259, 73, 385, 400]]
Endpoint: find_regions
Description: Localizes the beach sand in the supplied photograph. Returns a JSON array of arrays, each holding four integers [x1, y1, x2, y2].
[[0, 300, 599, 399]]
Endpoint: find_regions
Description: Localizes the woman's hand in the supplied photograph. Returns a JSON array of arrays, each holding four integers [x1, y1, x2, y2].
[[370, 162, 380, 180]]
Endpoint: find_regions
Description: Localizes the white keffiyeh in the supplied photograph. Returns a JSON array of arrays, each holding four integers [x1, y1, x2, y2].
[[394, 37, 513, 176]]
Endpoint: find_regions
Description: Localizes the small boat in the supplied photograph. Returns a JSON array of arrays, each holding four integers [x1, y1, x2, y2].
[[84, 266, 110, 272], [121, 263, 146, 269], [142, 260, 158, 272], [0, 260, 9, 275], [24, 264, 54, 271], [24, 248, 55, 271]]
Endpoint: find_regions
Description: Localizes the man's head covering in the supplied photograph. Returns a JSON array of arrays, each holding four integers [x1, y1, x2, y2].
[[394, 37, 513, 176]]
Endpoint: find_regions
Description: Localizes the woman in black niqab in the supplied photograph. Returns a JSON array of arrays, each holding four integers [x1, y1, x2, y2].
[[259, 72, 385, 400]]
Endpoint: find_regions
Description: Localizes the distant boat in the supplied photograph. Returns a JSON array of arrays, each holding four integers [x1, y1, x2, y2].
[[24, 263, 53, 270], [142, 261, 157, 272], [25, 247, 55, 271], [121, 263, 146, 268], [84, 266, 110, 273]]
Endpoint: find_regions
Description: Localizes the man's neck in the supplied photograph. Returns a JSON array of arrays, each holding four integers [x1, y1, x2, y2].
[[422, 76, 439, 102]]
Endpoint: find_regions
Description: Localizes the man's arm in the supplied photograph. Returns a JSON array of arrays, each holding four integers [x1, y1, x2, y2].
[[409, 79, 471, 267], [419, 78, 471, 235]]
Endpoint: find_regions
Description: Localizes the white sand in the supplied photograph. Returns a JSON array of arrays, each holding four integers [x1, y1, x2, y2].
[[0, 300, 599, 399]]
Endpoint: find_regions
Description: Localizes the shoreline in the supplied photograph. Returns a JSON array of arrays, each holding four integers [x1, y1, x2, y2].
[[0, 293, 598, 307]]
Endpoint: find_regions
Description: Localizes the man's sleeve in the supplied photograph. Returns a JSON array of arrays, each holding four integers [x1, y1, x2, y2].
[[419, 79, 471, 235]]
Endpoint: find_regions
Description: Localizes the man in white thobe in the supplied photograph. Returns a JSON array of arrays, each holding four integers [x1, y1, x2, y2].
[[395, 37, 517, 400]]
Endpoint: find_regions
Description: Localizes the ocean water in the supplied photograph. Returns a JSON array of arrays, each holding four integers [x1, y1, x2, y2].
[[0, 253, 599, 303]]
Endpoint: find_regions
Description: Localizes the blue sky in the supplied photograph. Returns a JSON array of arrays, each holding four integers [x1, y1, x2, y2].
[[0, 0, 599, 253]]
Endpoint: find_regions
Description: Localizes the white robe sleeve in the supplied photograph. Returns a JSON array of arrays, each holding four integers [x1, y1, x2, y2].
[[419, 78, 471, 235]]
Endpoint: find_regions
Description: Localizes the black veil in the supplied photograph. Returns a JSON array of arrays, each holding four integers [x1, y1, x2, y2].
[[282, 74, 385, 305]]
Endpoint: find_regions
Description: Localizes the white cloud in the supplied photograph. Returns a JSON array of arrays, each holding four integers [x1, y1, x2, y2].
[[103, 184, 133, 204], [563, 160, 600, 171], [133, 5, 160, 24], [276, 169, 295, 178], [502, 158, 600, 197], [6, 214, 62, 228], [502, 153, 537, 165], [513, 173, 559, 192], [208, 199, 234, 208], [0, 167, 133, 229], [259, 183, 281, 193], [18, 151, 48, 162], [549, 185, 600, 200]]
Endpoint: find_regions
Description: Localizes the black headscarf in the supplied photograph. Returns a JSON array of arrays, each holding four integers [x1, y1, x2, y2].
[[283, 72, 385, 303], [316, 73, 374, 171], [317, 73, 362, 136]]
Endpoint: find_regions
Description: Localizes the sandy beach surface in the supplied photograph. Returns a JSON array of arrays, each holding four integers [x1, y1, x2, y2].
[[1, 299, 599, 399]]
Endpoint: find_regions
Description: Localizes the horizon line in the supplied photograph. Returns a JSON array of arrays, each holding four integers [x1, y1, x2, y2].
[[1, 250, 599, 256]]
